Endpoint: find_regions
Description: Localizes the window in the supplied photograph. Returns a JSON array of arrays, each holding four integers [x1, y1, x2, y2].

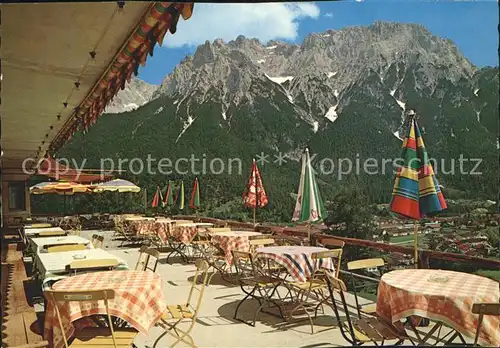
[[8, 181, 26, 211]]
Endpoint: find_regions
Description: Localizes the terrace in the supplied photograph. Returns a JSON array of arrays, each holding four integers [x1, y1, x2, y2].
[[1, 2, 498, 347], [1, 216, 498, 347]]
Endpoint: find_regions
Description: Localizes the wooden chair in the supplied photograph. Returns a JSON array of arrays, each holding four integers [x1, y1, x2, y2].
[[472, 303, 500, 346], [68, 259, 119, 275], [287, 249, 343, 334], [47, 244, 86, 253], [92, 235, 104, 249], [45, 289, 137, 347], [347, 258, 385, 317], [153, 260, 210, 348], [10, 342, 49, 348], [29, 223, 52, 228], [135, 246, 160, 272], [249, 238, 275, 253], [39, 231, 66, 237], [325, 274, 409, 346], [232, 251, 284, 327], [206, 227, 231, 233]]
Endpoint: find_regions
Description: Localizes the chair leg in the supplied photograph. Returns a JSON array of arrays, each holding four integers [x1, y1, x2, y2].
[[234, 286, 258, 324]]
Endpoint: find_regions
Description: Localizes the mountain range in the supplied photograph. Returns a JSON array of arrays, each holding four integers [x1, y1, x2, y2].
[[57, 21, 499, 221]]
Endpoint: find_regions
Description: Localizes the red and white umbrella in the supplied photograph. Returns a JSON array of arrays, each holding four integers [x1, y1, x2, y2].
[[242, 159, 268, 225]]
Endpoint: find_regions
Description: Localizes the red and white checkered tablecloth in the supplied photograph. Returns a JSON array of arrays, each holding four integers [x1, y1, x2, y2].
[[210, 231, 262, 264], [154, 220, 175, 242], [255, 246, 333, 282], [126, 220, 156, 235], [377, 269, 500, 347], [44, 270, 166, 348], [170, 224, 199, 244]]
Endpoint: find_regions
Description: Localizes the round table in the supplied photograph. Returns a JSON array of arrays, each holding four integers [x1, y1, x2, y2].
[[210, 231, 262, 264], [44, 270, 166, 348], [377, 269, 500, 347], [255, 246, 332, 282]]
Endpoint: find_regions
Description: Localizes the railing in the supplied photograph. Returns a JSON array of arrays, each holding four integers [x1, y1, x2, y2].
[[174, 214, 500, 271]]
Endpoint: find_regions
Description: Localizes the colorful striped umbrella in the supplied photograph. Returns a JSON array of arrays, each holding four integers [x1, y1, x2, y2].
[[390, 116, 447, 266], [189, 178, 200, 210], [292, 148, 326, 240], [243, 159, 268, 225], [175, 181, 185, 210], [151, 186, 161, 208], [163, 181, 174, 207]]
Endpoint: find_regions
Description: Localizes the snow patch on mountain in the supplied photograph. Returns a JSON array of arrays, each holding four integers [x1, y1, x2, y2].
[[176, 116, 195, 143], [265, 74, 294, 84], [155, 106, 164, 114], [393, 131, 403, 141], [327, 72, 337, 78], [325, 105, 339, 122], [256, 59, 265, 64]]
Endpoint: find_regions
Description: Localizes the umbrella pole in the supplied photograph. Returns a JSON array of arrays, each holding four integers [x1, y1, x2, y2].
[[307, 223, 311, 245], [253, 207, 256, 227], [413, 222, 419, 269]]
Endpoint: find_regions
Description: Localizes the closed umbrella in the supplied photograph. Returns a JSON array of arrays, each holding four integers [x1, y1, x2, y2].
[[151, 186, 161, 208], [175, 181, 185, 210], [390, 113, 447, 267], [163, 181, 174, 207], [292, 148, 326, 242], [242, 159, 268, 225], [189, 178, 200, 210]]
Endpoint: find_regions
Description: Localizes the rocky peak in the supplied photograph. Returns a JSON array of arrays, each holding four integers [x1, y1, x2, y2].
[[105, 78, 158, 114]]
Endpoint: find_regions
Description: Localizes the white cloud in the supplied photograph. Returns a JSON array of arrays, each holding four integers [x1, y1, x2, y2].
[[164, 3, 320, 48], [324, 12, 333, 18]]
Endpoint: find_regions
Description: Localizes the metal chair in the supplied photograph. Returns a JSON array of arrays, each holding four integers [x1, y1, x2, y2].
[[232, 250, 284, 327], [325, 274, 409, 346], [45, 289, 137, 347], [472, 303, 500, 346], [347, 258, 385, 317], [68, 259, 119, 275], [135, 245, 160, 272], [153, 260, 210, 348], [286, 249, 342, 334]]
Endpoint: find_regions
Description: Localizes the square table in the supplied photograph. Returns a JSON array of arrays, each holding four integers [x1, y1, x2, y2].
[[29, 235, 93, 254], [36, 248, 128, 288]]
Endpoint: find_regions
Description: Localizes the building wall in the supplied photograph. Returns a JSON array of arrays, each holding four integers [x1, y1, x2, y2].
[[1, 160, 31, 227]]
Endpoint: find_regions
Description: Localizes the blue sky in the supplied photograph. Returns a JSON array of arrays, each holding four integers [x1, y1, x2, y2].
[[139, 0, 498, 85]]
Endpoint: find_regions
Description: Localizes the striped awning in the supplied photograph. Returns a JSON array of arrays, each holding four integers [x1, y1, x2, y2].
[[50, 2, 194, 153]]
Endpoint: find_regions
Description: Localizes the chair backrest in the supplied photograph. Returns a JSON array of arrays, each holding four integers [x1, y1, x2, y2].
[[68, 259, 119, 274], [318, 237, 345, 249], [347, 258, 385, 271], [174, 220, 193, 224], [249, 238, 275, 252], [346, 257, 384, 318], [135, 246, 160, 272], [312, 248, 343, 278], [47, 244, 86, 253], [45, 289, 117, 348], [324, 273, 359, 344], [30, 223, 52, 228], [471, 303, 500, 346], [207, 227, 231, 233], [232, 250, 256, 278], [185, 260, 209, 322], [38, 231, 66, 237], [93, 235, 104, 249]]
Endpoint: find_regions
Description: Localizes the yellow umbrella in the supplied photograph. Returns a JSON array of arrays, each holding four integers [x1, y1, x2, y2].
[[30, 181, 91, 195]]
